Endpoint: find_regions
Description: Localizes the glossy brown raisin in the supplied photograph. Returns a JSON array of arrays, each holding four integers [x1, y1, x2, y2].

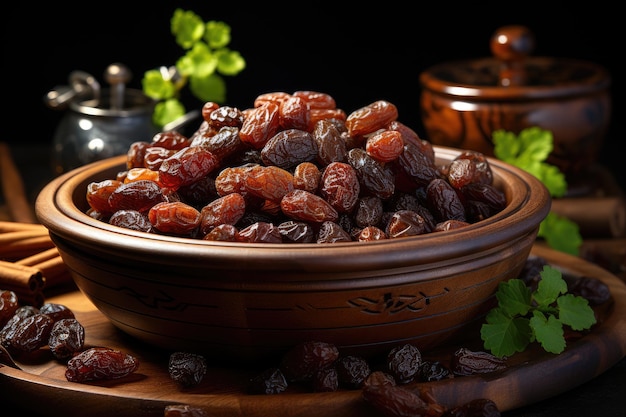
[[207, 105, 244, 130], [312, 367, 339, 392], [39, 303, 75, 322], [261, 129, 318, 169], [253, 92, 291, 108], [109, 209, 154, 233], [48, 318, 85, 359], [460, 183, 506, 212], [248, 367, 288, 395], [148, 201, 201, 235], [202, 224, 240, 241], [190, 126, 245, 162], [65, 347, 139, 382], [320, 162, 360, 213], [142, 147, 178, 171], [386, 210, 428, 238], [427, 178, 467, 222], [2, 313, 54, 353], [245, 165, 295, 202], [0, 290, 19, 328], [451, 348, 507, 376], [278, 95, 310, 130], [281, 189, 339, 223], [418, 360, 452, 382], [199, 193, 246, 235], [293, 162, 321, 193], [357, 226, 387, 241], [345, 100, 398, 140], [312, 119, 348, 165], [317, 221, 353, 243], [347, 148, 395, 199], [86, 179, 124, 215], [169, 351, 207, 387], [454, 150, 493, 185], [354, 196, 384, 228], [435, 219, 471, 232], [126, 141, 151, 169], [158, 147, 219, 189], [387, 343, 422, 384], [279, 340, 340, 382], [335, 355, 371, 388], [293, 90, 337, 109], [396, 142, 441, 187], [237, 222, 282, 243], [239, 101, 281, 149], [108, 180, 166, 213], [277, 220, 316, 243], [201, 101, 221, 122], [366, 130, 404, 163], [151, 131, 191, 150], [308, 108, 348, 131]]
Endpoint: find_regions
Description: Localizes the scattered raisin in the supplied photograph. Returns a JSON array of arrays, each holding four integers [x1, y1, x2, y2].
[[168, 351, 207, 387]]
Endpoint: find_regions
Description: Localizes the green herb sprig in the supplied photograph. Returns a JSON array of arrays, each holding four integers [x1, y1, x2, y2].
[[480, 265, 596, 358], [492, 127, 582, 255], [142, 9, 246, 128]]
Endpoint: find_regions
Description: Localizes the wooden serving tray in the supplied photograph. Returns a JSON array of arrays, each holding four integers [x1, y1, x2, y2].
[[1, 245, 625, 417]]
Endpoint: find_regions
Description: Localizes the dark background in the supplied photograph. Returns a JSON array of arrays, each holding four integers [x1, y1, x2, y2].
[[3, 1, 623, 188]]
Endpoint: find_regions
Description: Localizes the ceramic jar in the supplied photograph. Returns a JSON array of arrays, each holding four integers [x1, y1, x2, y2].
[[420, 25, 611, 176]]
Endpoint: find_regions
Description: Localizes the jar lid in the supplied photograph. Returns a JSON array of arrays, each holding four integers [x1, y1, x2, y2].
[[420, 25, 611, 102]]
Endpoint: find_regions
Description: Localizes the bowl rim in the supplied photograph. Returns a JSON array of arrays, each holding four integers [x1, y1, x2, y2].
[[35, 145, 550, 272]]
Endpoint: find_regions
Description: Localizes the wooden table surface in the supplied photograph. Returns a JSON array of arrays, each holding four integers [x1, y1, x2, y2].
[[1, 143, 625, 417]]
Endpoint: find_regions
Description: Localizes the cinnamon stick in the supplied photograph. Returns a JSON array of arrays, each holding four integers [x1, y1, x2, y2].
[[0, 260, 45, 292], [0, 235, 56, 259], [0, 221, 47, 233], [15, 246, 60, 266], [0, 229, 49, 245], [0, 142, 36, 223]]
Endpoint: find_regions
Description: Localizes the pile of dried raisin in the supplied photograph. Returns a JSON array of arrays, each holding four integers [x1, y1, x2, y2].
[[0, 289, 139, 383], [85, 91, 506, 243]]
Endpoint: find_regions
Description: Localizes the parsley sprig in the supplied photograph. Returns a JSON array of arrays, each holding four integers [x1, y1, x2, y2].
[[142, 9, 246, 128], [481, 265, 596, 358], [492, 127, 582, 255]]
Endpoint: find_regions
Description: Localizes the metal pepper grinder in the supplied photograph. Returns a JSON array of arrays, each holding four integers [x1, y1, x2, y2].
[[46, 63, 159, 174]]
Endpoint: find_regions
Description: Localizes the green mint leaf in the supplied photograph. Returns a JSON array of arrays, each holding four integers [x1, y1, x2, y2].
[[142, 69, 177, 100], [492, 129, 520, 162], [533, 265, 568, 307], [216, 49, 247, 76], [495, 279, 532, 316], [529, 310, 566, 354], [176, 42, 218, 78], [557, 294, 597, 330], [152, 98, 186, 128], [143, 9, 245, 128], [204, 20, 231, 49], [491, 126, 583, 255], [537, 164, 568, 197], [171, 9, 205, 49], [481, 309, 531, 357], [189, 72, 226, 103], [517, 127, 553, 162], [538, 213, 582, 256]]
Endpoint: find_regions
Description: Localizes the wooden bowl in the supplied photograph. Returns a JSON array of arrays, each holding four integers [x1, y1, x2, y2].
[[35, 147, 550, 363], [420, 25, 612, 176]]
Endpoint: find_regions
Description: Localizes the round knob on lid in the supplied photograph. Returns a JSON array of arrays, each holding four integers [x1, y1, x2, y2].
[[490, 25, 535, 87], [104, 63, 132, 110]]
